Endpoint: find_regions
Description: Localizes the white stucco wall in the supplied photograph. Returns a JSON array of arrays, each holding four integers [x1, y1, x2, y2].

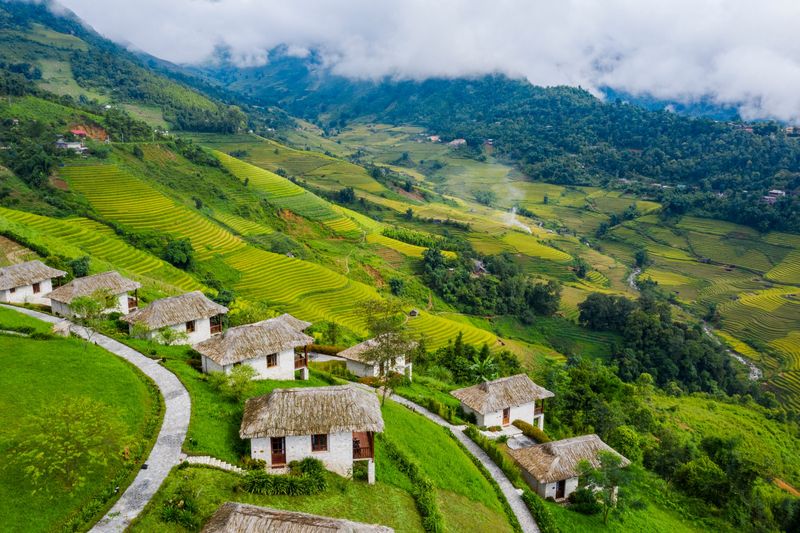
[[250, 431, 354, 476], [477, 401, 536, 428], [0, 278, 54, 305], [201, 348, 298, 380], [51, 291, 130, 317], [135, 316, 213, 345], [345, 356, 412, 380], [520, 468, 579, 500]]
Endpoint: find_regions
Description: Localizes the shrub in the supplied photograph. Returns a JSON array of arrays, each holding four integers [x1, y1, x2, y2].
[[521, 488, 561, 533], [241, 456, 267, 471], [380, 436, 444, 533], [512, 419, 552, 443], [359, 376, 381, 387], [488, 425, 502, 432], [569, 487, 603, 515], [308, 343, 346, 355], [159, 486, 199, 529], [240, 458, 327, 496]]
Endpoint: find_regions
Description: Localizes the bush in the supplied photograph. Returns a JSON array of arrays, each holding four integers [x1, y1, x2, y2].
[[380, 436, 444, 533], [241, 456, 266, 471], [512, 419, 552, 443], [308, 343, 346, 355], [487, 425, 502, 432], [240, 458, 327, 496], [521, 488, 561, 533], [569, 487, 603, 515], [359, 376, 381, 387], [160, 486, 199, 529]]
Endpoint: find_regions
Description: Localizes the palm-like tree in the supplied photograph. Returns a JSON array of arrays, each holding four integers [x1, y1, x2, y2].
[[469, 354, 498, 383]]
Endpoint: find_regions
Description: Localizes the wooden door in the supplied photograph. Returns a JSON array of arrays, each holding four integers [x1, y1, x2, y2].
[[270, 437, 286, 466], [502, 407, 510, 425], [556, 479, 566, 499]]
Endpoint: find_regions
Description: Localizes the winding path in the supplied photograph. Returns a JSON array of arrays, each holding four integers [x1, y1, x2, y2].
[[389, 393, 540, 533], [1, 305, 191, 532]]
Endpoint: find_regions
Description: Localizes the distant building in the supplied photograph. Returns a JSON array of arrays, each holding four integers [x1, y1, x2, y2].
[[70, 128, 88, 137], [122, 291, 228, 345], [47, 271, 141, 317], [451, 374, 554, 430], [337, 336, 414, 380], [55, 138, 88, 154], [448, 138, 467, 147], [428, 135, 441, 142]]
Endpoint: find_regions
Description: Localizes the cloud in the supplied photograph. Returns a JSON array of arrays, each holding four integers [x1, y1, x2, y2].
[[56, 0, 800, 122]]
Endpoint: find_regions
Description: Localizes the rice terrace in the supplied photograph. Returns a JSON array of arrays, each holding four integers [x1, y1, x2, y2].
[[0, 1, 799, 533]]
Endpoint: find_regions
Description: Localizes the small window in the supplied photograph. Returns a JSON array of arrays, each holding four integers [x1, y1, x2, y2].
[[32, 282, 41, 294], [9, 287, 15, 294], [185, 320, 195, 333], [267, 353, 278, 367], [311, 434, 328, 452]]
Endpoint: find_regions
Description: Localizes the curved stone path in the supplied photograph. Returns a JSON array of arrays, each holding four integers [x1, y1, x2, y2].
[[389, 394, 540, 533], [1, 305, 191, 532]]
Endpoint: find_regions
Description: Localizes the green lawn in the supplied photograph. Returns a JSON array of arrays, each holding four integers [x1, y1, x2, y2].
[[0, 308, 159, 532]]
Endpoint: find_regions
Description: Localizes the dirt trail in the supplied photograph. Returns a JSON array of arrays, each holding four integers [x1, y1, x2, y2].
[[774, 478, 800, 497]]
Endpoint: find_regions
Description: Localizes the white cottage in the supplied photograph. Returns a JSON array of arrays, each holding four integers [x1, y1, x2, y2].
[[46, 271, 141, 317], [194, 314, 313, 380], [451, 374, 554, 430], [337, 336, 413, 381], [203, 502, 394, 533], [122, 291, 228, 344], [0, 260, 66, 305], [508, 434, 630, 501], [240, 385, 384, 484]]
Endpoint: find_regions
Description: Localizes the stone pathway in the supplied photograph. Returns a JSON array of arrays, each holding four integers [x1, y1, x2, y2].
[[1, 305, 191, 533], [389, 394, 540, 533], [179, 454, 245, 474]]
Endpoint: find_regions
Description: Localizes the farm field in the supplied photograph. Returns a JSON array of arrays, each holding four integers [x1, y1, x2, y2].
[[0, 308, 158, 532]]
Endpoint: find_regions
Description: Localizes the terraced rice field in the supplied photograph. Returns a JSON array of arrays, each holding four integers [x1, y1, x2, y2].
[[215, 152, 361, 235], [766, 249, 800, 284], [366, 234, 457, 260], [406, 311, 498, 348], [639, 268, 693, 286], [212, 212, 274, 236], [60, 165, 245, 260], [501, 231, 572, 262], [677, 216, 761, 238], [0, 208, 200, 291], [687, 232, 785, 272]]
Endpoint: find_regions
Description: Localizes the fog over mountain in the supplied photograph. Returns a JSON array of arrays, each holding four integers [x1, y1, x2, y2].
[[56, 0, 800, 122]]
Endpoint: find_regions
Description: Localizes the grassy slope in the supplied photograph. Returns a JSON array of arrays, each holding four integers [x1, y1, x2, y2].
[[0, 308, 157, 532]]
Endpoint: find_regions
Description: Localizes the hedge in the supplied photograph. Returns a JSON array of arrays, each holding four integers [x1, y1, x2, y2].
[[308, 343, 346, 355], [512, 419, 552, 443], [380, 435, 444, 533], [240, 458, 327, 496], [521, 488, 561, 533]]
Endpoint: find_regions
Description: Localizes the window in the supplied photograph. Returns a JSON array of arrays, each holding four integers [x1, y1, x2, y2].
[[185, 320, 195, 333], [9, 287, 15, 294], [267, 353, 278, 367], [311, 434, 328, 452], [32, 282, 41, 294]]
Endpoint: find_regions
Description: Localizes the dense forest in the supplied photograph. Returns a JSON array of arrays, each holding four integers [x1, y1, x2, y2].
[[193, 52, 800, 232]]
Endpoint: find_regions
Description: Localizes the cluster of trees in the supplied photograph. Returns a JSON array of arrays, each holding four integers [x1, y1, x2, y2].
[[381, 225, 466, 252], [415, 332, 522, 385], [111, 227, 195, 270], [578, 292, 757, 397], [545, 358, 800, 532], [422, 248, 561, 321]]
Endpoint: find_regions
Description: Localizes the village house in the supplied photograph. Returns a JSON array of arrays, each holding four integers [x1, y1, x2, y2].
[[203, 502, 393, 533], [0, 260, 66, 305], [240, 384, 384, 483], [122, 291, 228, 344], [508, 434, 630, 501], [194, 313, 313, 380], [46, 271, 141, 317], [451, 374, 554, 430], [448, 138, 467, 147], [54, 137, 88, 154], [337, 336, 414, 380]]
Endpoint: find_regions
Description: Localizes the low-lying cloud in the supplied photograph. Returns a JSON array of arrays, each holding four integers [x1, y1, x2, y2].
[[57, 0, 800, 122]]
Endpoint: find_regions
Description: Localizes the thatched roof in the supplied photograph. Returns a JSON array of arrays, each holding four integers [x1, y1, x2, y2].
[[0, 260, 65, 290], [45, 271, 140, 304], [194, 315, 313, 366], [203, 502, 393, 533], [122, 291, 227, 329], [508, 434, 630, 483], [274, 312, 311, 331], [450, 374, 554, 414], [240, 384, 384, 438], [337, 335, 416, 364]]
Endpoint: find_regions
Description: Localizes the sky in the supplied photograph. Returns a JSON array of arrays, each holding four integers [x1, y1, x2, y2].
[[55, 0, 800, 122]]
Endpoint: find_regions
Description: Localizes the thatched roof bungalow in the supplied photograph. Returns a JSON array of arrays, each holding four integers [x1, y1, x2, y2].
[[0, 260, 65, 305], [46, 271, 141, 317], [203, 502, 393, 533], [337, 336, 414, 380], [122, 291, 228, 344], [451, 374, 554, 430], [240, 385, 384, 483], [194, 314, 313, 380], [508, 434, 630, 500]]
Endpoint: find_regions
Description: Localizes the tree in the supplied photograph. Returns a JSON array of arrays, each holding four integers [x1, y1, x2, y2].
[[156, 326, 189, 346], [68, 256, 90, 278], [70, 288, 118, 347], [389, 277, 405, 296], [163, 238, 194, 270], [634, 248, 650, 268], [578, 451, 629, 524], [207, 365, 257, 401], [10, 396, 127, 493], [468, 348, 498, 383], [360, 299, 415, 404], [572, 257, 589, 278], [337, 186, 356, 203], [325, 321, 340, 345]]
